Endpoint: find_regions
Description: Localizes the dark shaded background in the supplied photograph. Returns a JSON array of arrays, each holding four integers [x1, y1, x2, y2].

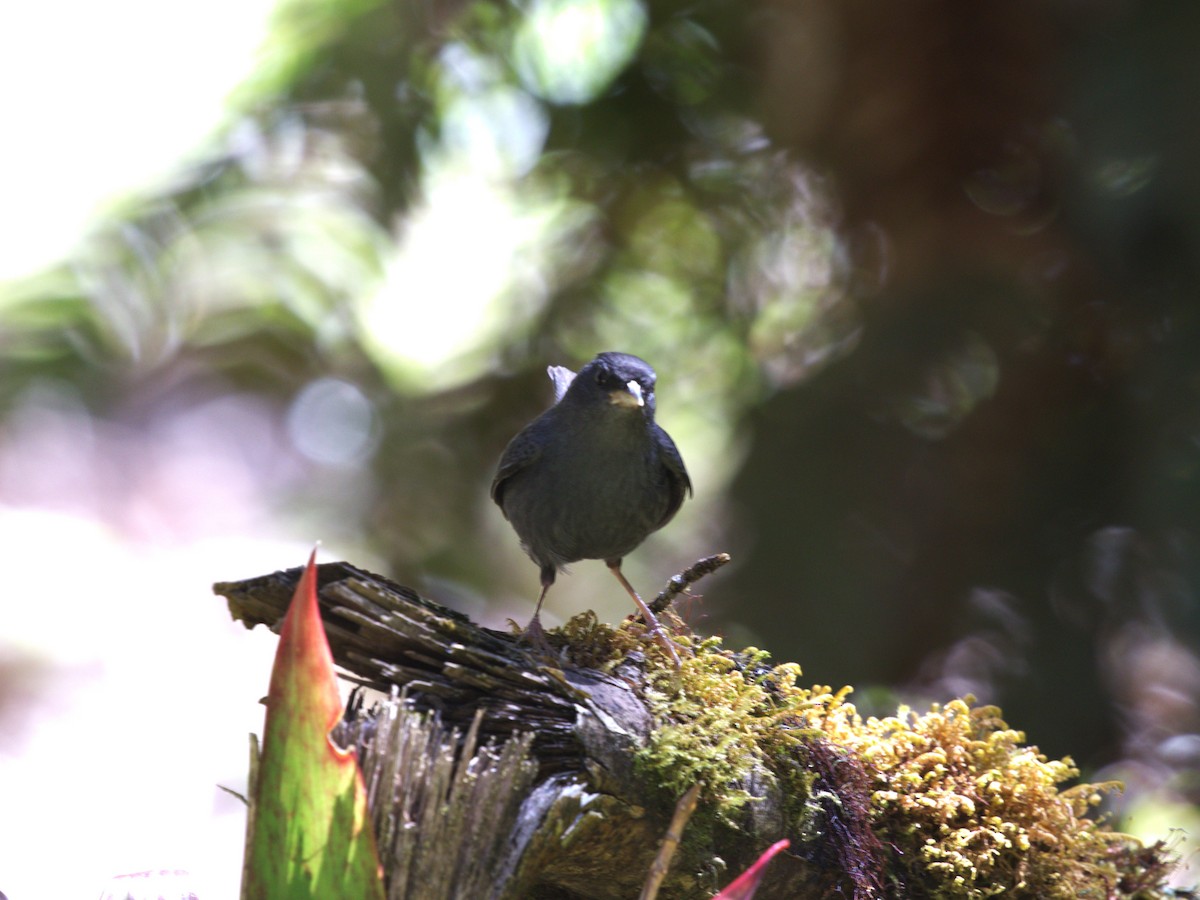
[[4, 0, 1200, 867]]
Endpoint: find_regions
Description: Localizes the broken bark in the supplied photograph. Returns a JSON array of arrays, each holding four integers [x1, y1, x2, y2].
[[214, 562, 830, 899]]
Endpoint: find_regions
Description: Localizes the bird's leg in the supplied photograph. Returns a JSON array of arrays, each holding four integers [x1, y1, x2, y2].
[[518, 568, 558, 658], [607, 559, 683, 668]]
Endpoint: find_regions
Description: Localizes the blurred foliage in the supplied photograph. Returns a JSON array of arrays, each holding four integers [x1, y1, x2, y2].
[[3, 0, 1200, 864]]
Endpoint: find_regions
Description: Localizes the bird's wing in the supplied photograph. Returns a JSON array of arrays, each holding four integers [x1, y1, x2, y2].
[[654, 424, 693, 526], [491, 427, 543, 509]]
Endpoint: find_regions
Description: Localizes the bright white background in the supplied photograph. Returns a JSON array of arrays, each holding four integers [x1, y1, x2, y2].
[[0, 0, 300, 895]]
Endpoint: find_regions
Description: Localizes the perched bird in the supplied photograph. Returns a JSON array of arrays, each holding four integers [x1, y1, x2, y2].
[[492, 352, 692, 659]]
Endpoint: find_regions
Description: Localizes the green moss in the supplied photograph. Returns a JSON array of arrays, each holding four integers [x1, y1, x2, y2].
[[631, 630, 851, 825], [551, 614, 1177, 899], [637, 639, 773, 819], [557, 609, 643, 670], [817, 698, 1176, 898]]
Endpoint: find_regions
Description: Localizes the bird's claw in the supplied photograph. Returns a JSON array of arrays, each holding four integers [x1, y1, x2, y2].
[[516, 613, 562, 662], [645, 618, 684, 669]]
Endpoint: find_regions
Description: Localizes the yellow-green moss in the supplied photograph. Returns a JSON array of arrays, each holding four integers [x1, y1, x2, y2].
[[557, 609, 646, 670], [817, 698, 1174, 898], [637, 639, 777, 818], [633, 629, 850, 824], [552, 613, 1176, 899]]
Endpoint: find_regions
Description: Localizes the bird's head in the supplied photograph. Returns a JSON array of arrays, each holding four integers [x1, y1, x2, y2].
[[556, 351, 657, 417]]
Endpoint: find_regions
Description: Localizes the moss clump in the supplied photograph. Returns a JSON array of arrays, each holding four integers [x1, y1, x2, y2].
[[635, 641, 773, 817], [553, 614, 1176, 899], [817, 698, 1175, 899], [557, 609, 646, 670], [635, 633, 850, 823]]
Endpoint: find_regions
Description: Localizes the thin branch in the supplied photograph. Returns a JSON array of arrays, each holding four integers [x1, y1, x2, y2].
[[639, 783, 703, 900], [649, 553, 732, 614]]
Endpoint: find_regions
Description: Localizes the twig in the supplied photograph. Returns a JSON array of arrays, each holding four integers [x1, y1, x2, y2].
[[649, 553, 732, 614], [639, 783, 702, 900]]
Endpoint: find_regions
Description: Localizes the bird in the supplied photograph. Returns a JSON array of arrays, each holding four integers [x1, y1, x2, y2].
[[492, 351, 692, 661]]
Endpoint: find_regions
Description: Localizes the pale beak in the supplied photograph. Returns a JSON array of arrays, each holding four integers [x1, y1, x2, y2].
[[610, 380, 645, 408]]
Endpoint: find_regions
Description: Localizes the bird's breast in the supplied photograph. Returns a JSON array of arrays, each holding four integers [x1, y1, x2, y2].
[[508, 426, 670, 566]]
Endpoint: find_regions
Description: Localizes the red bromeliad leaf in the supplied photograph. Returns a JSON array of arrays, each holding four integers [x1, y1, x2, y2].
[[713, 839, 791, 900], [242, 551, 385, 900]]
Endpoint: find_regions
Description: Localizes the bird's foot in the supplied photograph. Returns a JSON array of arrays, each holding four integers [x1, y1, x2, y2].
[[515, 614, 560, 662], [639, 607, 686, 669], [608, 562, 687, 669], [621, 597, 686, 668]]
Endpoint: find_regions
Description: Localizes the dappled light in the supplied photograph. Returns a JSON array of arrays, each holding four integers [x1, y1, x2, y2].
[[514, 0, 648, 105], [287, 377, 379, 467]]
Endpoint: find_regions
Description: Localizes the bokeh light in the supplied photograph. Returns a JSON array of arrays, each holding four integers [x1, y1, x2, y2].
[[513, 0, 648, 105]]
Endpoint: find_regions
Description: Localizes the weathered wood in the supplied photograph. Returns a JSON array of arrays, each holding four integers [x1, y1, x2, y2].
[[214, 562, 826, 899], [337, 693, 540, 899]]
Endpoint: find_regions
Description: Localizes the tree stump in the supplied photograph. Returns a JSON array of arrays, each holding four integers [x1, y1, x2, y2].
[[214, 562, 1176, 900], [214, 562, 832, 899]]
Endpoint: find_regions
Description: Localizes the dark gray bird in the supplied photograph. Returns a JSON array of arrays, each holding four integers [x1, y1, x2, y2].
[[492, 352, 692, 657]]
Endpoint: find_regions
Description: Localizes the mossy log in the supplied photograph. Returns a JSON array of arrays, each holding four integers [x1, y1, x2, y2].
[[213, 562, 1177, 900]]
